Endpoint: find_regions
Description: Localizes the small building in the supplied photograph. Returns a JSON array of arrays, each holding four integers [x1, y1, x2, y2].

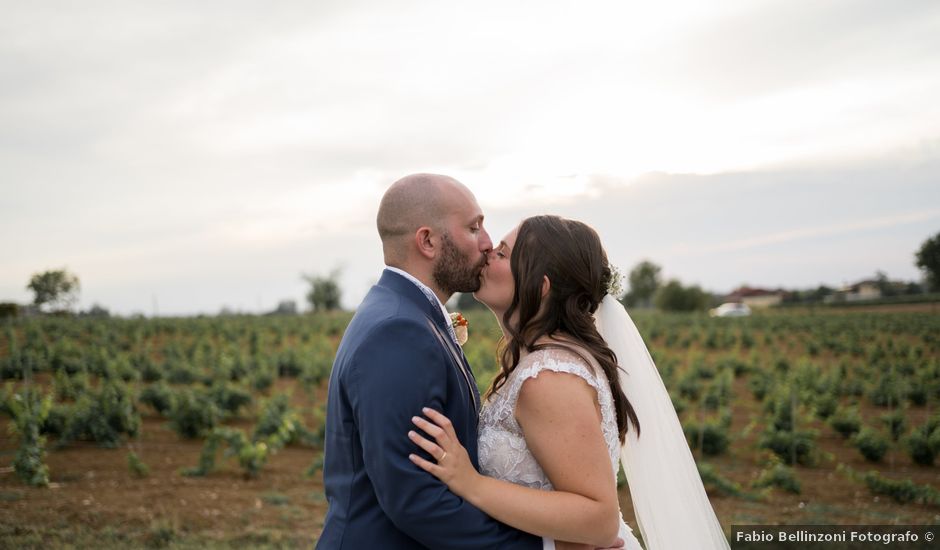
[[845, 280, 882, 302], [725, 286, 784, 308], [826, 279, 884, 303]]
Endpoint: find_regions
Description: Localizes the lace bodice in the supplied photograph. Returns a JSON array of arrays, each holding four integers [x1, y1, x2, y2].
[[478, 346, 641, 547], [478, 347, 621, 490]]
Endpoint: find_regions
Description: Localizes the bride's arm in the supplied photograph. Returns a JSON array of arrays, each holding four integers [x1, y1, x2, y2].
[[408, 371, 620, 547]]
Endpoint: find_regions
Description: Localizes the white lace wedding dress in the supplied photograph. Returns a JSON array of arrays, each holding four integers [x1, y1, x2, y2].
[[478, 347, 643, 549]]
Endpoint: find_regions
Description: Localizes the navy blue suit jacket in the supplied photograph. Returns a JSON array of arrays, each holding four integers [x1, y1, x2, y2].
[[317, 270, 541, 549]]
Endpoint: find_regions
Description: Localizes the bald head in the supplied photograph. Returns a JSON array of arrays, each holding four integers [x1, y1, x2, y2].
[[377, 173, 472, 264]]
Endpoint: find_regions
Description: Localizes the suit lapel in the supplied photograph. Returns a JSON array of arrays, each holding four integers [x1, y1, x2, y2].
[[378, 270, 480, 412], [426, 318, 479, 413]]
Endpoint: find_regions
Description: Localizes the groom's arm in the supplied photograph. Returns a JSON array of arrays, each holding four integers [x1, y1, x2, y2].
[[347, 319, 541, 550]]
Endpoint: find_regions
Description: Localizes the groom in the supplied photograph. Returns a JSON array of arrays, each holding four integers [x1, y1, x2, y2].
[[317, 174, 543, 548]]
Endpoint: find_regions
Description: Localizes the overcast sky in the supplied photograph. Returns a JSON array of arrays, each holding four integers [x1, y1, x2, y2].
[[2, 0, 939, 315]]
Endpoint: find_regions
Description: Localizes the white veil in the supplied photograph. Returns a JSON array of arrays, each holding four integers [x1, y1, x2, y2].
[[595, 295, 729, 550]]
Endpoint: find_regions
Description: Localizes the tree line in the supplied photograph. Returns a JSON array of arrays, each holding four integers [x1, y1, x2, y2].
[[4, 231, 939, 318]]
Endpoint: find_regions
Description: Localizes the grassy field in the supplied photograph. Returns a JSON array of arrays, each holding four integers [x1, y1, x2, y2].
[[1, 305, 938, 548]]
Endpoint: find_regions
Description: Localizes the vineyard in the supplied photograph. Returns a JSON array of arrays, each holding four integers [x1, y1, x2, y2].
[[1, 306, 939, 547]]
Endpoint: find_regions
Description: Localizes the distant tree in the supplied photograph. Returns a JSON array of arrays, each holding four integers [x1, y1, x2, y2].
[[304, 269, 343, 312], [811, 285, 834, 303], [874, 270, 900, 297], [915, 232, 940, 291], [784, 285, 834, 304], [904, 282, 923, 295], [654, 279, 710, 312], [273, 300, 298, 315], [456, 292, 485, 311], [623, 260, 662, 308], [0, 302, 19, 318], [26, 268, 80, 313], [84, 304, 111, 318]]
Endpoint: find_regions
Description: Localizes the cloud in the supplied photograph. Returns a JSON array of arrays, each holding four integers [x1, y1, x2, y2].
[[2, 2, 939, 313], [481, 154, 940, 291], [4, 152, 937, 314], [656, 0, 940, 100], [689, 209, 940, 255]]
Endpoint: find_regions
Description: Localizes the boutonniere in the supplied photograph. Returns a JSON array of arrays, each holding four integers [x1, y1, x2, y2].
[[449, 312, 469, 346]]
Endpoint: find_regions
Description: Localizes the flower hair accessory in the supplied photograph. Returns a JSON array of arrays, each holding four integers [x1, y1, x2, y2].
[[605, 264, 624, 297], [449, 312, 469, 346]]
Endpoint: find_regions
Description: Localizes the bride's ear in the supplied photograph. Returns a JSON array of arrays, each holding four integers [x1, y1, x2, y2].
[[541, 276, 551, 299]]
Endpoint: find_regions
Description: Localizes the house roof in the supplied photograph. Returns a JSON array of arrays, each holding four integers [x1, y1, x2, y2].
[[727, 286, 783, 298]]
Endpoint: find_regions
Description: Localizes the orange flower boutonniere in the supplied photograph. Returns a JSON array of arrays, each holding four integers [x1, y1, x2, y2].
[[449, 312, 469, 346]]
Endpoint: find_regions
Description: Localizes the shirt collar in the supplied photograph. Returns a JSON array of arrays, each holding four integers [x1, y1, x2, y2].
[[384, 266, 451, 319]]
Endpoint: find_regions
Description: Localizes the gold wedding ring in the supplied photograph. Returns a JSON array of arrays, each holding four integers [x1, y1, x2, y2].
[[440, 452, 447, 462]]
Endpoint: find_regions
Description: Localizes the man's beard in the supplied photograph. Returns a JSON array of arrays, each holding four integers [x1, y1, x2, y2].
[[433, 233, 486, 295]]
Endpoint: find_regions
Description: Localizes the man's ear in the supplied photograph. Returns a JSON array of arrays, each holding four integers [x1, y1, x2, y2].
[[415, 226, 437, 260], [541, 275, 551, 299]]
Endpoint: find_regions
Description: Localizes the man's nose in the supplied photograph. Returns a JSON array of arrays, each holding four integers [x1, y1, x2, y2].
[[479, 226, 493, 252]]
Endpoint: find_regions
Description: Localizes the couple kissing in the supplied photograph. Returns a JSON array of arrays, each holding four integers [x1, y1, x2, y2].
[[317, 174, 728, 550]]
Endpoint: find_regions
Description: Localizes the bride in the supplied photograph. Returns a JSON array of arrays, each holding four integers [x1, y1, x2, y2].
[[408, 215, 729, 549]]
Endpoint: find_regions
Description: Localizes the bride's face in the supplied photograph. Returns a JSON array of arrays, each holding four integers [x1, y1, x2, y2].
[[473, 226, 519, 314]]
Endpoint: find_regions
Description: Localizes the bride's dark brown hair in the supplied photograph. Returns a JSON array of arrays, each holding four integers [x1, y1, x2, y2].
[[485, 215, 640, 442]]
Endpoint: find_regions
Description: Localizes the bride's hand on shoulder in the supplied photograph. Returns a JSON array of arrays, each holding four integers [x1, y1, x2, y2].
[[408, 407, 479, 498]]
